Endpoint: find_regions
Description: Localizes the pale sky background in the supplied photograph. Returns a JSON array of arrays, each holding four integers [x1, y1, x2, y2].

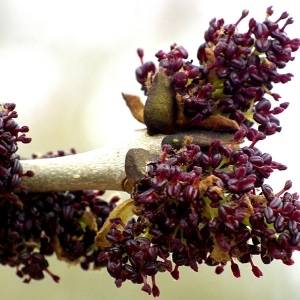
[[0, 1, 300, 300]]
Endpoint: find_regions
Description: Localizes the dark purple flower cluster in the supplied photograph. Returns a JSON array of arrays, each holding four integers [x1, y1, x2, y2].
[[0, 187, 119, 283], [197, 7, 299, 135], [99, 129, 300, 296], [0, 103, 33, 202], [0, 143, 120, 283], [98, 219, 166, 297], [135, 7, 300, 135], [135, 48, 156, 94]]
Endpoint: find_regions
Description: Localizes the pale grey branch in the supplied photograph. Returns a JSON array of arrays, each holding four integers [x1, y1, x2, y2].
[[20, 129, 165, 193]]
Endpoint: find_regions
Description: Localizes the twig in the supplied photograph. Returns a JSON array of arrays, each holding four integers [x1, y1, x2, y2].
[[20, 128, 235, 193], [20, 129, 165, 193]]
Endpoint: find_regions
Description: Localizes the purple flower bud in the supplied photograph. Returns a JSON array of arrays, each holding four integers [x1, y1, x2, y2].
[[288, 220, 298, 235], [251, 265, 263, 278], [255, 39, 270, 52], [215, 265, 225, 274], [264, 207, 276, 223], [291, 210, 300, 222], [176, 46, 189, 59], [170, 57, 183, 72], [266, 6, 274, 16], [255, 98, 271, 113], [231, 261, 241, 278], [172, 72, 188, 86], [274, 214, 285, 232], [291, 232, 300, 247], [137, 48, 144, 59], [197, 43, 209, 63]]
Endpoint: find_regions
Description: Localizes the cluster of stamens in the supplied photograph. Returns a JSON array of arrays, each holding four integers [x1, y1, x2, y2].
[[0, 103, 33, 202], [135, 7, 300, 135], [98, 7, 300, 297], [0, 140, 119, 283], [98, 128, 300, 296], [1, 6, 299, 299]]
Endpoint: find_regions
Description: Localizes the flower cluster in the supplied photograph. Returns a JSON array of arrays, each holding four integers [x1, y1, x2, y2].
[[1, 6, 299, 299], [100, 7, 300, 297], [0, 103, 33, 202], [99, 130, 299, 296], [135, 7, 300, 135], [112, 7, 300, 297], [0, 117, 120, 283], [0, 181, 120, 283]]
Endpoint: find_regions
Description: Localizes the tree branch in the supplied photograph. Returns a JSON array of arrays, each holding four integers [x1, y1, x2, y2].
[[20, 128, 235, 193], [20, 129, 165, 193]]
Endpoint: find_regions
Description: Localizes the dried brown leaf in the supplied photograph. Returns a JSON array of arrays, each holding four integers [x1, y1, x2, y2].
[[81, 211, 98, 231], [210, 233, 231, 262], [198, 175, 221, 197], [205, 48, 216, 85], [198, 115, 240, 131], [122, 93, 145, 124], [175, 93, 189, 126], [95, 198, 135, 249]]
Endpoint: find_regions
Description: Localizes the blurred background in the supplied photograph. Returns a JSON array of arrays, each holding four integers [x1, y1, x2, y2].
[[0, 0, 300, 299]]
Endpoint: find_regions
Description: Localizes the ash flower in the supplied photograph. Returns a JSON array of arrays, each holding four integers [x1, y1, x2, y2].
[[106, 7, 300, 296], [97, 131, 300, 296], [0, 103, 33, 202], [135, 7, 300, 137], [0, 143, 120, 283]]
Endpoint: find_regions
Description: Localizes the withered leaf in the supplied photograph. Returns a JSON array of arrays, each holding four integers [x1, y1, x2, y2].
[[122, 93, 145, 124], [175, 93, 188, 126], [197, 115, 240, 132], [95, 198, 135, 250]]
